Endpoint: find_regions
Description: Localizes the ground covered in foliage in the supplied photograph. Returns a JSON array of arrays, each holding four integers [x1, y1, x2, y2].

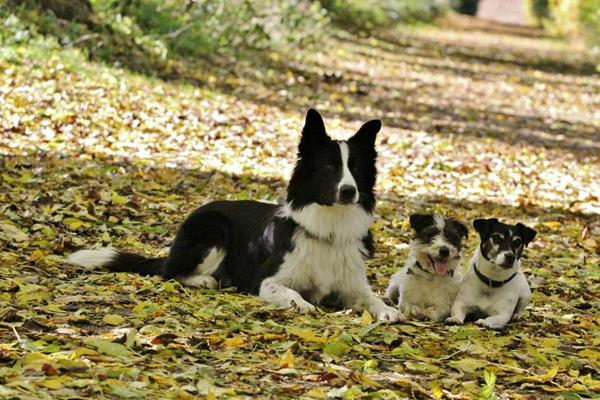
[[1, 15, 599, 400]]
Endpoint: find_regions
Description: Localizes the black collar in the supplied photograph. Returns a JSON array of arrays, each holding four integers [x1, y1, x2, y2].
[[408, 261, 454, 277], [474, 264, 517, 288]]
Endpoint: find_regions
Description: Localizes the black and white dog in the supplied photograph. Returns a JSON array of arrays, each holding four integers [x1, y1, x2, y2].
[[385, 214, 468, 321], [447, 218, 537, 329], [68, 109, 402, 321]]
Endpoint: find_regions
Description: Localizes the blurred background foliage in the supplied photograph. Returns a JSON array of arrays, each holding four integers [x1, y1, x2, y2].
[[1, 0, 448, 63], [527, 0, 600, 47], [0, 0, 598, 73]]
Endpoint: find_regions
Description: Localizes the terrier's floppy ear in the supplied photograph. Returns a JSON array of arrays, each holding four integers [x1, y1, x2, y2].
[[299, 109, 329, 154], [349, 119, 381, 148], [516, 223, 537, 246], [409, 214, 435, 232], [449, 219, 469, 239], [473, 218, 498, 240]]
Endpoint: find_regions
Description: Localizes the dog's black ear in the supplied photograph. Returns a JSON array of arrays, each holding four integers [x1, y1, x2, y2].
[[299, 109, 329, 153], [349, 119, 381, 148], [449, 219, 469, 239], [473, 218, 498, 239], [516, 223, 537, 246], [409, 214, 435, 232]]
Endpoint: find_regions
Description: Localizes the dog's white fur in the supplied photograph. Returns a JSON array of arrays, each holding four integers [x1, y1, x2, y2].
[[178, 247, 226, 289], [385, 216, 463, 321], [447, 247, 531, 329], [67, 248, 117, 270], [337, 142, 360, 204], [269, 201, 401, 321], [277, 202, 374, 245]]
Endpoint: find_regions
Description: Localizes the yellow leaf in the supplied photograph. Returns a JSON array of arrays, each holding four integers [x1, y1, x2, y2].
[[305, 388, 327, 399], [111, 192, 129, 205], [103, 314, 125, 326], [31, 250, 44, 262], [361, 309, 373, 325], [20, 352, 51, 369], [542, 221, 561, 230], [286, 327, 329, 343], [37, 377, 64, 390], [279, 349, 295, 369], [62, 217, 84, 230], [579, 349, 600, 361], [521, 366, 559, 383], [72, 347, 99, 358], [207, 391, 216, 400], [223, 337, 245, 347], [431, 383, 443, 399]]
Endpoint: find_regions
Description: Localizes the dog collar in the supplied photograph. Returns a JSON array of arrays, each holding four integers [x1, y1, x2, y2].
[[301, 226, 334, 245], [408, 261, 454, 277], [474, 264, 517, 288]]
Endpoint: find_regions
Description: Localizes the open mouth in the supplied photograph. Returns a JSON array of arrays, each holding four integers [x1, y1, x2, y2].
[[427, 255, 449, 275]]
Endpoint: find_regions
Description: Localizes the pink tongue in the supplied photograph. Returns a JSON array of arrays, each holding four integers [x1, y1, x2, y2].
[[434, 261, 448, 275]]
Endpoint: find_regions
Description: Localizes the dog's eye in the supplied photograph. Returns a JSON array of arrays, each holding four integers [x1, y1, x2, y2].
[[512, 238, 522, 248], [491, 234, 503, 243]]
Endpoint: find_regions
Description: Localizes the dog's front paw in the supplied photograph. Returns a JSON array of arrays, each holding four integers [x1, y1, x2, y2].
[[512, 312, 526, 321], [373, 305, 404, 322], [290, 298, 317, 314], [446, 316, 464, 325], [475, 318, 506, 330]]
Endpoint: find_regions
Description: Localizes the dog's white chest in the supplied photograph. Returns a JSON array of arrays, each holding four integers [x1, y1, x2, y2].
[[274, 231, 366, 303]]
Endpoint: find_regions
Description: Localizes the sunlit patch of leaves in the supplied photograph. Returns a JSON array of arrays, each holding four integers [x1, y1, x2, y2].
[[1, 15, 599, 400]]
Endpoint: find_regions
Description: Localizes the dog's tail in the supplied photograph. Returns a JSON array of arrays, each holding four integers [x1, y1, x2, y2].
[[67, 248, 165, 276]]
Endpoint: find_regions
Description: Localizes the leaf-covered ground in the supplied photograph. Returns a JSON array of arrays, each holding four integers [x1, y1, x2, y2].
[[1, 17, 599, 399]]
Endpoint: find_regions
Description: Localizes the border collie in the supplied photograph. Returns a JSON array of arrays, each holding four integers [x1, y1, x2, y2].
[[385, 214, 468, 321], [68, 109, 402, 322], [447, 218, 537, 329]]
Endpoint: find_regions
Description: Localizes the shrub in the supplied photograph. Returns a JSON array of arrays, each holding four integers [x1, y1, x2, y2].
[[579, 0, 600, 47], [319, 0, 450, 32]]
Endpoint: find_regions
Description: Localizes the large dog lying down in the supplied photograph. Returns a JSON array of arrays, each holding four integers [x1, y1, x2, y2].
[[69, 109, 402, 322]]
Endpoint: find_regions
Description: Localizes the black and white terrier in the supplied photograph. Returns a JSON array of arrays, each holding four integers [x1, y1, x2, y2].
[[385, 214, 468, 321], [68, 109, 402, 322], [447, 218, 537, 329]]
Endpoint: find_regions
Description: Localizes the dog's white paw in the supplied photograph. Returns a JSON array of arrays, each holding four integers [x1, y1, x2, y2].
[[475, 318, 506, 330], [290, 298, 317, 314], [373, 305, 404, 322], [512, 312, 525, 321], [446, 316, 464, 325], [179, 274, 218, 289]]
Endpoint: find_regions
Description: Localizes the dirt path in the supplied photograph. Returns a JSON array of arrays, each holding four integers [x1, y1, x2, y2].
[[1, 18, 599, 399]]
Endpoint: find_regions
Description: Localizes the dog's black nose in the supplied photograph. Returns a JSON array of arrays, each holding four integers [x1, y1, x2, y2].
[[339, 185, 356, 203], [438, 246, 450, 258], [504, 253, 516, 265]]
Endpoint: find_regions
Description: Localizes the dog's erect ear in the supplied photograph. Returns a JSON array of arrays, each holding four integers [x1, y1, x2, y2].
[[516, 223, 537, 246], [299, 109, 329, 153], [409, 214, 435, 232], [449, 219, 469, 239], [349, 119, 381, 148], [473, 218, 498, 239]]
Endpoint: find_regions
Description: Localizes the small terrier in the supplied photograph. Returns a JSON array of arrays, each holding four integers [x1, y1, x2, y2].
[[385, 214, 469, 321], [447, 218, 537, 329]]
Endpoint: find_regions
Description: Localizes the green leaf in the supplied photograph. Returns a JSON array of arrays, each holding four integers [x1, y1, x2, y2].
[[103, 314, 125, 326], [0, 222, 28, 242], [449, 358, 486, 373], [108, 383, 144, 398], [323, 340, 351, 357], [87, 339, 132, 358]]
